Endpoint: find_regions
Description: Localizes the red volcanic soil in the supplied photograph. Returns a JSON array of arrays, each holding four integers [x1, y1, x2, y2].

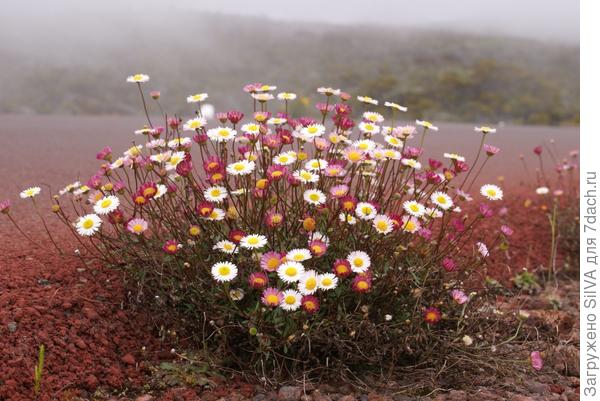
[[0, 115, 580, 400]]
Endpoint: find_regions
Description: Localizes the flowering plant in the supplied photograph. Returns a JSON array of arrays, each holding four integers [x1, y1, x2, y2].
[[4, 76, 512, 377]]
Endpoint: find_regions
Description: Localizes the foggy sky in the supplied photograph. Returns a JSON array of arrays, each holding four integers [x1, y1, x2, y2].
[[2, 0, 579, 44]]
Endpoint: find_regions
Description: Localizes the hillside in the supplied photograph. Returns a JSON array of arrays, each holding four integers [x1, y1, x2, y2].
[[0, 12, 579, 124]]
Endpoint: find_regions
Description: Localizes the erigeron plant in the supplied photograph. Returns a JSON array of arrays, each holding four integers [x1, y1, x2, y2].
[[2, 75, 513, 378]]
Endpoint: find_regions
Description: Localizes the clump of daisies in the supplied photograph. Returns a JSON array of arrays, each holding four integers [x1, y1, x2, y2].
[[5, 75, 516, 378]]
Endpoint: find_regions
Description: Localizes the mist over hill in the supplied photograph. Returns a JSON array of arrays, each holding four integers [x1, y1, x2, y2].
[[0, 9, 579, 125]]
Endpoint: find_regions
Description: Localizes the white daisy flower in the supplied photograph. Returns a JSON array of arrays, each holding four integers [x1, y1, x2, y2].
[[277, 92, 297, 100], [213, 240, 238, 254], [277, 261, 305, 283], [150, 152, 172, 164], [354, 139, 377, 152], [110, 157, 125, 170], [401, 159, 422, 169], [298, 271, 319, 295], [384, 101, 407, 112], [206, 208, 226, 221], [134, 127, 155, 136], [286, 248, 312, 262], [303, 189, 326, 206], [355, 202, 377, 220], [154, 184, 168, 199], [126, 74, 149, 83], [358, 122, 381, 135], [241, 123, 261, 135], [204, 186, 228, 203], [317, 273, 338, 290], [273, 151, 297, 166], [75, 214, 102, 236], [301, 124, 326, 138], [357, 96, 378, 105], [251, 93, 274, 101], [165, 151, 186, 171], [267, 117, 287, 125], [317, 87, 341, 96], [293, 169, 319, 184], [124, 145, 143, 158], [207, 127, 237, 142], [339, 213, 357, 225], [480, 184, 503, 201], [147, 139, 166, 149], [20, 186, 41, 199], [416, 120, 439, 131], [227, 160, 256, 176], [536, 186, 550, 195], [93, 195, 120, 215], [168, 137, 192, 149], [239, 234, 268, 250], [347, 251, 371, 273], [443, 153, 466, 162], [474, 126, 496, 134], [211, 261, 238, 282], [372, 214, 394, 235], [362, 111, 384, 123], [384, 135, 403, 148], [430, 192, 453, 210], [403, 200, 426, 217], [304, 159, 328, 172], [186, 93, 208, 103], [280, 290, 302, 311], [383, 149, 402, 159], [183, 117, 207, 131]]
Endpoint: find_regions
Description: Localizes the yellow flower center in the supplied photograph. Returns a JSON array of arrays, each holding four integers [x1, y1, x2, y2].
[[357, 281, 369, 290], [210, 189, 221, 197], [218, 266, 230, 276], [133, 224, 143, 232], [437, 196, 447, 204], [285, 267, 298, 277], [354, 258, 364, 267], [267, 258, 279, 269], [309, 194, 320, 202], [487, 189, 497, 197], [266, 294, 279, 304], [405, 221, 416, 231], [285, 295, 296, 305], [321, 277, 332, 286], [247, 237, 259, 245], [347, 150, 361, 162], [307, 126, 318, 134], [376, 221, 388, 231], [306, 278, 317, 290], [410, 204, 420, 212], [83, 219, 94, 229], [218, 129, 230, 137]]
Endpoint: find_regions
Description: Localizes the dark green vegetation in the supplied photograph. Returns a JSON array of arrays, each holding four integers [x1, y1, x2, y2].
[[0, 13, 578, 124]]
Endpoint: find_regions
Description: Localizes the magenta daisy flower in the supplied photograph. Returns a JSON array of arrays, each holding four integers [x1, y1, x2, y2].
[[261, 287, 283, 308], [260, 251, 283, 272]]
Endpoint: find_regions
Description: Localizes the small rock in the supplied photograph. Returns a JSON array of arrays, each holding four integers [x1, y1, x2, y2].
[[121, 353, 136, 365], [278, 386, 302, 401], [7, 322, 17, 332]]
